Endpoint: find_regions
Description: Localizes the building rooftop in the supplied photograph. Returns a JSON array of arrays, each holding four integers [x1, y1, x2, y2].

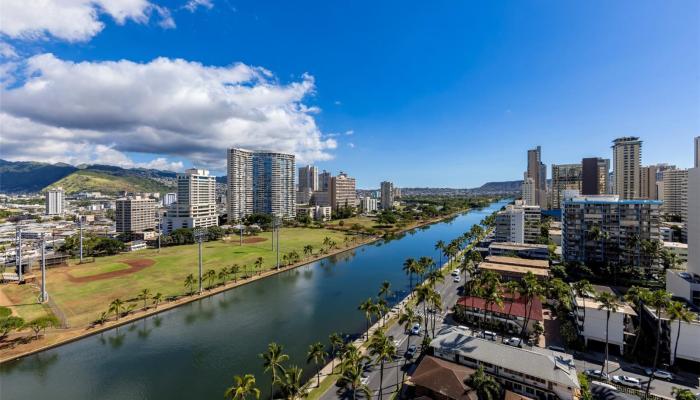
[[410, 355, 477, 400], [564, 195, 662, 205], [662, 242, 688, 250], [458, 291, 544, 321], [485, 256, 549, 269], [479, 262, 549, 278], [574, 296, 637, 316], [489, 242, 549, 251], [430, 326, 580, 389]]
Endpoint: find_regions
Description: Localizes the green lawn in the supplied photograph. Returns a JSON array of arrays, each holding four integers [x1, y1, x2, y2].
[[1, 284, 55, 322], [44, 227, 353, 327]]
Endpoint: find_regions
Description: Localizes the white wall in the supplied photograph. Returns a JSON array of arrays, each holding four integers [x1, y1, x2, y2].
[[668, 318, 700, 363]]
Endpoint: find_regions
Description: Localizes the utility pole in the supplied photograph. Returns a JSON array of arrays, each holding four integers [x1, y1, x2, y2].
[[16, 226, 23, 282], [194, 227, 205, 294], [40, 233, 48, 303], [78, 215, 84, 263]]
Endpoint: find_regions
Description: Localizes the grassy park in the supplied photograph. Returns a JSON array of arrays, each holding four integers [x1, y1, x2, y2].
[[2, 227, 353, 329]]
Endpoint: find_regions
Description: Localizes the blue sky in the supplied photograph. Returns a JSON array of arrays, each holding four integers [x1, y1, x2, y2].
[[1, 1, 698, 188]]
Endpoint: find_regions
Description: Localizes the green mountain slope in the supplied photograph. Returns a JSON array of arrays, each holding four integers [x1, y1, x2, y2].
[[45, 170, 174, 195], [0, 160, 77, 193]]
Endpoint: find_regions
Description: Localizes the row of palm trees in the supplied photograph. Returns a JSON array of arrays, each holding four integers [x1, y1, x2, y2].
[[95, 289, 165, 325]]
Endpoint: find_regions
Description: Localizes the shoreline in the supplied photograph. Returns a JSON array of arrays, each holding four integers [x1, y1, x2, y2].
[[0, 208, 478, 364]]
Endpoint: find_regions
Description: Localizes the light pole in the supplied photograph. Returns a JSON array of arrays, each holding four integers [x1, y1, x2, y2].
[[157, 219, 161, 253], [239, 223, 243, 246], [16, 226, 23, 282], [78, 215, 84, 263], [194, 227, 206, 294], [40, 233, 48, 303], [274, 215, 281, 270]]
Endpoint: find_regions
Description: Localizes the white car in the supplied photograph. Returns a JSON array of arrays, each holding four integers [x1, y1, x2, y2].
[[360, 376, 370, 385], [644, 368, 673, 381], [482, 330, 497, 341], [451, 269, 460, 276], [503, 337, 522, 347], [453, 276, 461, 283], [612, 375, 642, 389], [410, 323, 421, 335]]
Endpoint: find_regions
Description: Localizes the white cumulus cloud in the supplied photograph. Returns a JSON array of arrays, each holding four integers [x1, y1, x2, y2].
[[184, 0, 214, 12], [0, 54, 336, 171], [0, 0, 172, 42]]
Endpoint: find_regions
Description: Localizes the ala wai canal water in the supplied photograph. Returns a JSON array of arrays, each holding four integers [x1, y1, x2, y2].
[[0, 200, 508, 400]]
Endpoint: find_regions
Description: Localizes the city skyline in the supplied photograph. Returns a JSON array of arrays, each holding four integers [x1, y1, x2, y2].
[[0, 1, 698, 188]]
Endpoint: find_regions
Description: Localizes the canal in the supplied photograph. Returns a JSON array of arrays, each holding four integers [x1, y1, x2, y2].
[[0, 200, 507, 400]]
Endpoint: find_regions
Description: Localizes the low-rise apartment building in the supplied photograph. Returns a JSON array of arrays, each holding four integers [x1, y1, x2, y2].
[[431, 326, 580, 400], [572, 286, 636, 355], [489, 242, 550, 260]]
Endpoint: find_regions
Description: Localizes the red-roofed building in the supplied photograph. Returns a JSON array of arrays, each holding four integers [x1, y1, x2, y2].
[[455, 290, 544, 335]]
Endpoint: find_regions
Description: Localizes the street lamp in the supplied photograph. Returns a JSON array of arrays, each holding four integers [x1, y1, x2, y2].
[[78, 215, 84, 263], [274, 215, 281, 270], [193, 227, 206, 294], [39, 233, 48, 303], [15, 226, 23, 282]]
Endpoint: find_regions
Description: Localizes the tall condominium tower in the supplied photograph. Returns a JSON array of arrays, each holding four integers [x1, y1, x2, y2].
[[45, 187, 64, 215], [662, 168, 688, 221], [252, 151, 295, 218], [581, 158, 609, 195], [521, 177, 536, 206], [380, 181, 394, 210], [688, 167, 699, 277], [330, 172, 357, 210], [227, 148, 254, 221], [551, 164, 582, 209], [298, 165, 319, 192], [612, 137, 642, 199], [227, 148, 295, 221], [162, 168, 218, 233], [695, 136, 699, 168], [526, 146, 547, 206], [318, 170, 331, 192], [640, 165, 659, 200]]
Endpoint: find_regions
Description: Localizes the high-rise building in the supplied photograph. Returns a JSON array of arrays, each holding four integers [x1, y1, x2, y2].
[[380, 181, 394, 210], [162, 168, 218, 233], [640, 165, 659, 200], [227, 148, 254, 221], [695, 137, 700, 168], [521, 177, 536, 205], [581, 157, 610, 195], [360, 196, 378, 213], [494, 203, 541, 244], [526, 146, 547, 206], [551, 164, 582, 209], [662, 168, 688, 221], [227, 149, 296, 220], [330, 172, 357, 210], [318, 170, 331, 192], [562, 195, 661, 268], [612, 137, 642, 199], [298, 165, 319, 192], [687, 167, 699, 277], [163, 193, 177, 207], [115, 197, 156, 233], [45, 187, 64, 215]]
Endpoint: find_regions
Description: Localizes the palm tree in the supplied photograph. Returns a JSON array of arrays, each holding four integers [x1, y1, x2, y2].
[[204, 269, 217, 289], [137, 288, 151, 310], [645, 290, 671, 397], [504, 280, 520, 327], [573, 280, 594, 331], [428, 289, 443, 337], [465, 366, 501, 400], [378, 281, 392, 313], [231, 264, 241, 282], [184, 273, 196, 295], [254, 257, 264, 274], [464, 251, 482, 286], [307, 342, 327, 387], [152, 292, 163, 309], [303, 245, 313, 259], [435, 240, 445, 266], [402, 258, 418, 295], [518, 272, 543, 338], [416, 285, 436, 337], [329, 332, 344, 372], [368, 329, 397, 400], [225, 374, 261, 400], [398, 308, 422, 354], [667, 301, 694, 367], [641, 239, 663, 270], [260, 342, 289, 399], [109, 298, 124, 320], [624, 286, 650, 356], [338, 357, 372, 400], [219, 267, 230, 285], [358, 298, 374, 339], [596, 292, 620, 380], [275, 365, 307, 400], [426, 269, 444, 288], [418, 256, 435, 275]]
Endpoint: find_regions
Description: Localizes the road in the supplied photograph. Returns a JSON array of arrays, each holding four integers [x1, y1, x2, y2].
[[320, 265, 700, 399]]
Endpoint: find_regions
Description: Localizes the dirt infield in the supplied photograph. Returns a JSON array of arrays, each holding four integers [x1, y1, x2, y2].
[[242, 237, 267, 244], [63, 259, 156, 283]]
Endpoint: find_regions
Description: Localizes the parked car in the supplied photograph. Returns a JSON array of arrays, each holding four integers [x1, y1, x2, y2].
[[482, 330, 497, 341], [410, 323, 421, 335], [644, 369, 673, 381], [612, 375, 642, 389], [547, 345, 566, 353], [453, 276, 461, 283], [451, 269, 460, 276], [504, 337, 522, 347], [360, 376, 370, 385], [405, 344, 417, 358], [585, 369, 610, 381], [591, 381, 619, 392]]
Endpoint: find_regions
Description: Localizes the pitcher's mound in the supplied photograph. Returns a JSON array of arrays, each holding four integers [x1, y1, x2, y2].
[[242, 237, 267, 244]]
